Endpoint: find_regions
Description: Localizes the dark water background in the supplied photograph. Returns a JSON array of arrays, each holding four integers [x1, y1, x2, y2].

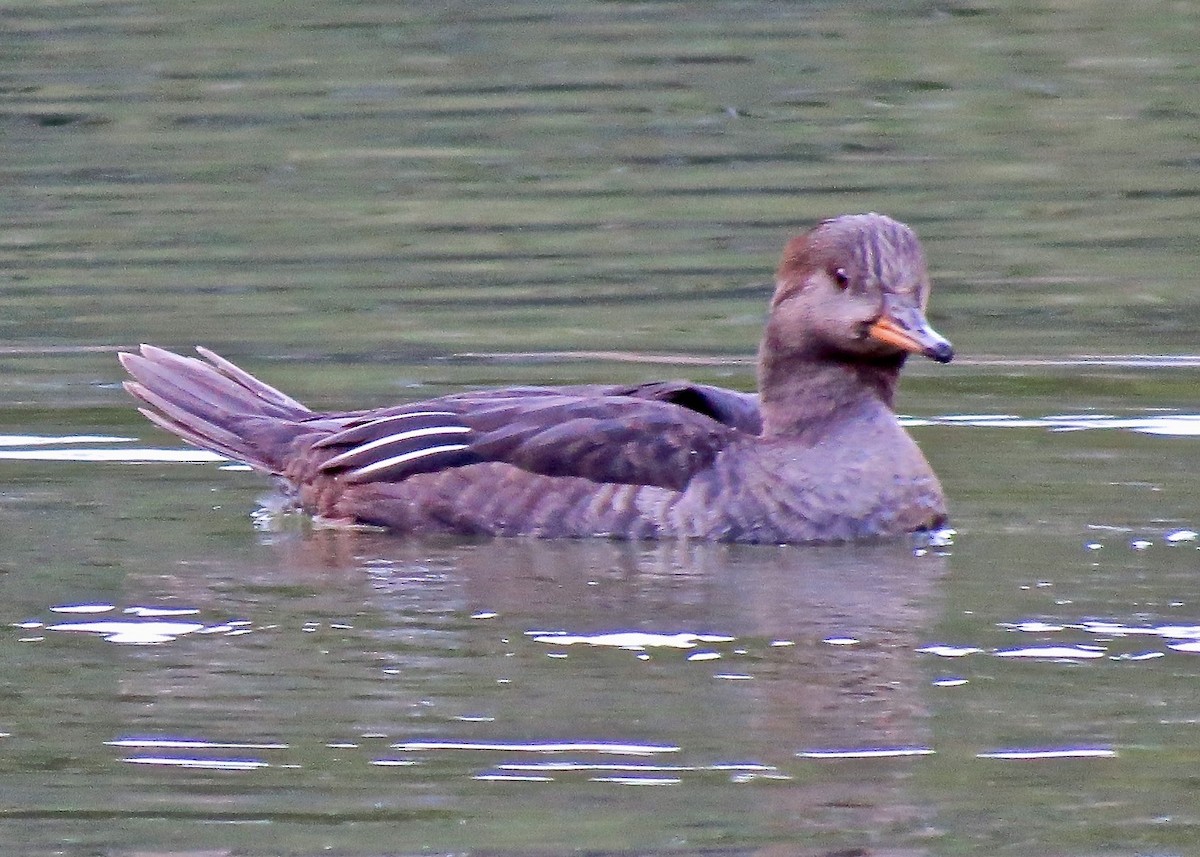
[[4, 1, 1200, 854]]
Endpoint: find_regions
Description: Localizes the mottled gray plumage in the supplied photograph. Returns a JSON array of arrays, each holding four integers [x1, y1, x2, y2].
[[120, 213, 953, 543]]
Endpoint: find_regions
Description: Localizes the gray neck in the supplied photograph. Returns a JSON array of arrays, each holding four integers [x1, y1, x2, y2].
[[757, 334, 904, 438]]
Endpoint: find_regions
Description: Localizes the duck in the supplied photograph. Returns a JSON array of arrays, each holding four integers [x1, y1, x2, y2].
[[120, 212, 953, 543]]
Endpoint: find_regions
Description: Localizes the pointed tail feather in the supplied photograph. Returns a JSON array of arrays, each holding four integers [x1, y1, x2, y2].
[[120, 345, 313, 474]]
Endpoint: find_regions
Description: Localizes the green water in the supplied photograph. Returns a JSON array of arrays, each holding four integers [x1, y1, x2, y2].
[[3, 0, 1200, 854]]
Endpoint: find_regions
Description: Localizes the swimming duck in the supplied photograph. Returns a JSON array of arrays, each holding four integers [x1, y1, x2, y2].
[[121, 212, 953, 543]]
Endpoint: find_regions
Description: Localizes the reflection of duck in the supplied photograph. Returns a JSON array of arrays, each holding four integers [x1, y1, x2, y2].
[[121, 213, 953, 543]]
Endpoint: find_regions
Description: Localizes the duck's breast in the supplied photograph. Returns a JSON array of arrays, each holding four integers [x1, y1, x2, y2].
[[665, 419, 945, 543]]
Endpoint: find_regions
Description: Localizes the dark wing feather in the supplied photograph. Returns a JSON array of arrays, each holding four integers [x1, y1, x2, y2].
[[610, 380, 762, 434], [121, 346, 760, 490], [322, 381, 762, 431], [315, 391, 743, 490]]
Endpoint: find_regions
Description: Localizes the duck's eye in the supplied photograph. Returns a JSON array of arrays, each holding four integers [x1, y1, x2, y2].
[[832, 267, 850, 290]]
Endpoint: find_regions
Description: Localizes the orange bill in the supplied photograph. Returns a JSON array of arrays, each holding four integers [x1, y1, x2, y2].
[[867, 304, 954, 364]]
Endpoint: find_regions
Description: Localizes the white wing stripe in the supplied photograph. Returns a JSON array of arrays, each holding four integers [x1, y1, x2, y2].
[[345, 424, 470, 457], [350, 443, 471, 479], [323, 425, 471, 469]]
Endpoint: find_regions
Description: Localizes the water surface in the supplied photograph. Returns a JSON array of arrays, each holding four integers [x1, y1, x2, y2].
[[4, 1, 1200, 854]]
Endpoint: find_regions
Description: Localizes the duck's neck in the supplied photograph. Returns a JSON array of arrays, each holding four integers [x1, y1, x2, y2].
[[756, 334, 905, 437]]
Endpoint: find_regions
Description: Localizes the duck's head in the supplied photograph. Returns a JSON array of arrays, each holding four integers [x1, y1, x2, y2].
[[769, 213, 953, 366]]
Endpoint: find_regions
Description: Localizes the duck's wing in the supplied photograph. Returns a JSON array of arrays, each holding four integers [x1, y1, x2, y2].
[[311, 389, 744, 491], [609, 380, 761, 434]]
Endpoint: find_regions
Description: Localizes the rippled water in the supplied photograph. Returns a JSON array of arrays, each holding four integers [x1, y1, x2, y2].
[[5, 0, 1200, 854]]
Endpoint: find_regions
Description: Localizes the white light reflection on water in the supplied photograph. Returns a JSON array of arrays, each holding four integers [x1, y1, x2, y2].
[[109, 738, 291, 772], [495, 762, 690, 772], [0, 434, 132, 446], [124, 606, 202, 617], [589, 775, 682, 785], [1019, 620, 1200, 640], [976, 747, 1117, 760], [109, 738, 290, 750], [1007, 621, 1066, 633], [796, 747, 936, 759], [381, 739, 756, 786], [47, 621, 207, 644], [472, 760, 788, 785], [529, 631, 735, 650], [823, 636, 860, 646], [922, 618, 1200, 664], [0, 438, 224, 463], [21, 604, 250, 645], [392, 740, 680, 755], [907, 413, 1200, 435], [381, 748, 692, 786], [121, 757, 271, 771], [917, 645, 984, 657], [993, 646, 1107, 659]]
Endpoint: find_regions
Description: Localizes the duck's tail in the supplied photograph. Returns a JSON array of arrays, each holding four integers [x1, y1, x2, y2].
[[119, 345, 314, 475]]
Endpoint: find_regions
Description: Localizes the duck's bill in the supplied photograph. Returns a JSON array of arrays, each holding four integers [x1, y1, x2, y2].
[[868, 312, 954, 364]]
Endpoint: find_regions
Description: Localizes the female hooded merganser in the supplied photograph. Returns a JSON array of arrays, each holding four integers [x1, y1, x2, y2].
[[121, 213, 953, 543]]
